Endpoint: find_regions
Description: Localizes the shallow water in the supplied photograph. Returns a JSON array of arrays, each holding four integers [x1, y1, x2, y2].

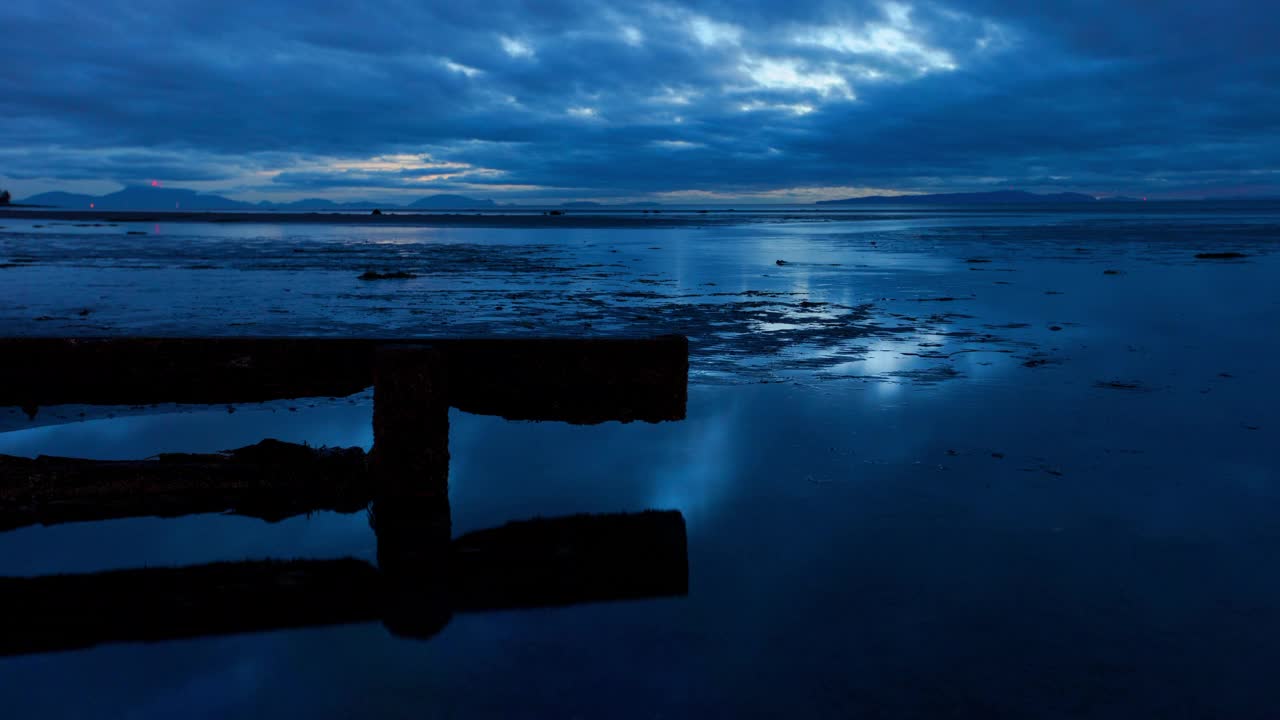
[[2, 207, 1279, 717]]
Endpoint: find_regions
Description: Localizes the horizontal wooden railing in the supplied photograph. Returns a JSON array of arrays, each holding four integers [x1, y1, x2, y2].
[[0, 336, 689, 424]]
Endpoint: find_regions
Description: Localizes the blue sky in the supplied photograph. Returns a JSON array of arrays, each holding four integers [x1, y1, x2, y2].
[[2, 0, 1278, 203]]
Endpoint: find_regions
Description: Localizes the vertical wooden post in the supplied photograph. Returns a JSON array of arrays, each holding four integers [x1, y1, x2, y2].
[[371, 344, 450, 497], [372, 496, 452, 640], [370, 345, 453, 638]]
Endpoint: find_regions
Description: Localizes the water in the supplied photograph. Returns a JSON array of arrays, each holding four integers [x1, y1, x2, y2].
[[1, 206, 1278, 717]]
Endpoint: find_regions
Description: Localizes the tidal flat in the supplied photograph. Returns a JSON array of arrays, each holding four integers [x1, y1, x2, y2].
[[1, 205, 1278, 717]]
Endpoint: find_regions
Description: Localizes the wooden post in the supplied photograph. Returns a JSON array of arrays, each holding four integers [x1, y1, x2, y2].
[[371, 345, 450, 497], [369, 345, 453, 637], [372, 497, 453, 639]]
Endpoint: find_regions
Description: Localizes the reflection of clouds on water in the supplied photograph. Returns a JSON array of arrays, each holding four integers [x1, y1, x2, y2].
[[646, 400, 739, 524], [0, 398, 373, 458]]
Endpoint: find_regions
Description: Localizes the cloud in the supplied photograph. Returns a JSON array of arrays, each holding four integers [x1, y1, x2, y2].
[[443, 59, 483, 78], [499, 35, 535, 59], [2, 0, 1279, 201], [686, 15, 744, 47], [651, 140, 702, 150], [620, 26, 644, 47], [794, 3, 958, 75], [738, 56, 854, 98]]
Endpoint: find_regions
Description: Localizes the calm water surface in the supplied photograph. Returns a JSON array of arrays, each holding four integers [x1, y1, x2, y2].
[[1, 207, 1278, 717]]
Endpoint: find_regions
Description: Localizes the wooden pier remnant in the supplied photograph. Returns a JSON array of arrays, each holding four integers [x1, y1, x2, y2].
[[0, 335, 692, 655]]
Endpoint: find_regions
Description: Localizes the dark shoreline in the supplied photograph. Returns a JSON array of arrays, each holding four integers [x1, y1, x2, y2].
[[0, 208, 773, 228]]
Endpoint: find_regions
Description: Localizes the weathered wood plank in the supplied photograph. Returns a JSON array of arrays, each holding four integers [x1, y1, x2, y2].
[[0, 439, 370, 531], [449, 509, 690, 611], [0, 559, 383, 657], [0, 335, 688, 424], [0, 510, 687, 656]]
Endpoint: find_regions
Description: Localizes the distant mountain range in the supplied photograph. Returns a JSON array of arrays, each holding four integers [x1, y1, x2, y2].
[[13, 186, 703, 211], [21, 186, 1269, 211], [406, 194, 496, 209], [817, 190, 1100, 205], [23, 186, 253, 210], [19, 186, 500, 211]]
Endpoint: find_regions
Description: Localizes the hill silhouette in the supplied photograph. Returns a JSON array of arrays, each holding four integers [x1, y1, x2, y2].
[[817, 190, 1098, 205], [19, 187, 498, 211], [406, 194, 496, 209]]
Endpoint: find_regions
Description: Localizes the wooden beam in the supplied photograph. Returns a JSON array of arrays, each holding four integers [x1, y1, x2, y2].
[[0, 559, 383, 657], [0, 440, 370, 532], [444, 336, 689, 424], [448, 509, 690, 612], [0, 336, 688, 424], [0, 510, 687, 656]]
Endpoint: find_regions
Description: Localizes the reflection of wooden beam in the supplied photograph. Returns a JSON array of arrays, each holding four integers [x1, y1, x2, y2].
[[449, 510, 689, 611], [0, 559, 383, 657], [0, 510, 687, 656], [0, 336, 688, 424], [0, 440, 370, 532]]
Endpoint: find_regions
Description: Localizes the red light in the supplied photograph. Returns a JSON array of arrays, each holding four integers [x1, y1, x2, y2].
[[151, 180, 161, 187], [89, 202, 95, 208]]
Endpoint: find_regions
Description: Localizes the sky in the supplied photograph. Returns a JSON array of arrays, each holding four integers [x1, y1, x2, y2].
[[2, 0, 1279, 204]]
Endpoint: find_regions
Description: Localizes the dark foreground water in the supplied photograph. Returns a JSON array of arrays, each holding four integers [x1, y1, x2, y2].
[[1, 206, 1278, 717]]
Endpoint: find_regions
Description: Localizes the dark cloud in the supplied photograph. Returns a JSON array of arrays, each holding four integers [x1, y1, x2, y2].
[[2, 0, 1278, 200]]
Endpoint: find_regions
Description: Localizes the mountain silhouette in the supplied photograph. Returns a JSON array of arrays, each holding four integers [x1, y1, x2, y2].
[[19, 191, 100, 208], [406, 194, 496, 209], [817, 190, 1098, 205], [20, 187, 499, 211], [25, 186, 251, 210]]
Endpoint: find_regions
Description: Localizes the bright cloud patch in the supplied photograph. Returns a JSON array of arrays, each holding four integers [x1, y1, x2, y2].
[[688, 15, 743, 46], [738, 100, 816, 116], [443, 59, 482, 78], [499, 35, 534, 58], [796, 3, 958, 75], [326, 154, 469, 173], [652, 140, 703, 149], [740, 56, 854, 99], [620, 25, 644, 46], [265, 152, 492, 193]]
